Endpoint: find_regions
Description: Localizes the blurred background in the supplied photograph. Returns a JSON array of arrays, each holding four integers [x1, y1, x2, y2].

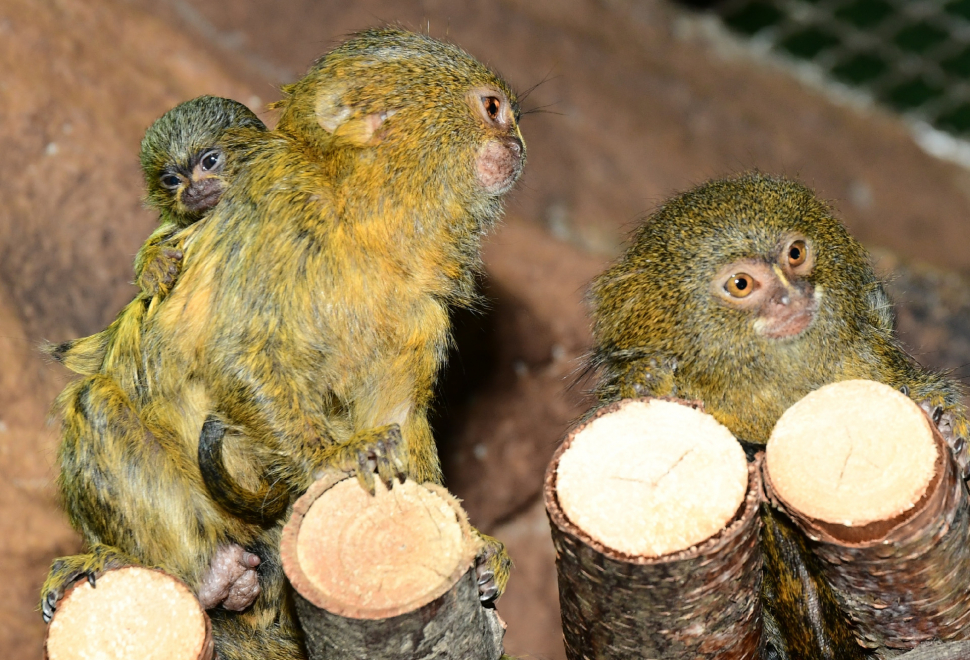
[[3, 0, 970, 658]]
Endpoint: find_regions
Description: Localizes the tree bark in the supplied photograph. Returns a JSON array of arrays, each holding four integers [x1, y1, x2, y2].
[[895, 641, 970, 659], [545, 398, 763, 660], [44, 566, 213, 660], [281, 473, 504, 660]]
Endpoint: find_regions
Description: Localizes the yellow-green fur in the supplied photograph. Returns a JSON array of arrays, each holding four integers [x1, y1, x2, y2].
[[40, 97, 299, 656], [45, 29, 523, 659], [46, 96, 266, 375], [590, 174, 967, 445]]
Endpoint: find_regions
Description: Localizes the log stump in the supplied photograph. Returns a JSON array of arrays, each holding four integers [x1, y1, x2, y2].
[[765, 379, 970, 651], [281, 473, 504, 660], [545, 398, 763, 660], [44, 566, 213, 660]]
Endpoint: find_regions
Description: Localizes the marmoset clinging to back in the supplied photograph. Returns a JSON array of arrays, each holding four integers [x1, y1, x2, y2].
[[46, 28, 524, 660], [41, 96, 271, 625], [588, 173, 968, 658], [48, 95, 267, 377]]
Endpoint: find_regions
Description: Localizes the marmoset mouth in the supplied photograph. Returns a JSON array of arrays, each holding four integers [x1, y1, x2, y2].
[[182, 179, 225, 213], [476, 137, 524, 195], [757, 295, 819, 340]]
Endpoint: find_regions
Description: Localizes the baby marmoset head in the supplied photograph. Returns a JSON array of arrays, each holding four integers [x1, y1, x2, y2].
[[271, 27, 525, 220], [590, 173, 897, 443], [140, 95, 266, 228]]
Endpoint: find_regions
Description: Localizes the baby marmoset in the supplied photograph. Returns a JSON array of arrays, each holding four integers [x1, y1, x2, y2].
[[48, 95, 267, 377], [47, 28, 525, 660], [42, 96, 270, 625], [588, 173, 968, 658]]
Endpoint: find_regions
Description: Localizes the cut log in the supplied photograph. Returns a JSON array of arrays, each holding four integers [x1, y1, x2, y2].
[[44, 566, 212, 660], [766, 379, 938, 528], [765, 379, 970, 650], [545, 398, 763, 660], [281, 473, 504, 660]]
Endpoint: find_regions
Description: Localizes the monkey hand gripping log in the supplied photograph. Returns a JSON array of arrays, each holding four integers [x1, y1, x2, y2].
[[281, 473, 506, 660]]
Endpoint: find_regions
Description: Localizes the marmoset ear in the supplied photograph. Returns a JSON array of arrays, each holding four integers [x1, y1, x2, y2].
[[314, 84, 397, 147]]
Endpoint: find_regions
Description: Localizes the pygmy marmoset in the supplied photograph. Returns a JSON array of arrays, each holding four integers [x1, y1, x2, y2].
[[42, 96, 272, 627], [588, 173, 968, 658]]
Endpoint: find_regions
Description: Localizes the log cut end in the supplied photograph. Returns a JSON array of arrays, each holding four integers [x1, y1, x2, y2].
[[45, 566, 211, 660], [766, 379, 939, 527], [556, 398, 748, 557], [288, 477, 476, 620]]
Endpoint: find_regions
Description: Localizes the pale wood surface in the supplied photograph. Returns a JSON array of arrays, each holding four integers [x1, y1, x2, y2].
[[766, 379, 938, 526], [45, 566, 211, 660], [294, 478, 468, 618], [281, 475, 504, 660], [556, 398, 748, 557]]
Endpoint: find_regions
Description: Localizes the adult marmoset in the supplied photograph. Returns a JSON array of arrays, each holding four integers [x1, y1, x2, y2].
[[180, 29, 525, 600], [588, 173, 968, 658], [49, 28, 524, 660], [42, 97, 271, 625], [182, 27, 524, 601]]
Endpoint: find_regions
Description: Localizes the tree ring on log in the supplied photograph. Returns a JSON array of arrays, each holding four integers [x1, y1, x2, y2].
[[554, 397, 749, 557], [45, 566, 212, 660], [281, 474, 479, 620], [763, 379, 970, 650], [765, 379, 943, 544], [544, 398, 764, 660]]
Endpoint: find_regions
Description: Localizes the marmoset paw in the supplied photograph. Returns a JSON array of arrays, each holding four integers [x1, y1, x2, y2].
[[137, 246, 184, 298], [917, 400, 970, 478], [621, 357, 679, 399], [41, 568, 96, 623], [197, 544, 261, 611], [475, 533, 511, 604], [338, 424, 408, 495], [41, 549, 130, 623]]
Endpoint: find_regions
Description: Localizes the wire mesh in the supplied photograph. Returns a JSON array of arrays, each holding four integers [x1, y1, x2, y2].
[[710, 0, 970, 138]]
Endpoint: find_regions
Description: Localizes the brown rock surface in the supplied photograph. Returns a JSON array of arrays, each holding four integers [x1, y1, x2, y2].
[[5, 1, 970, 659], [0, 279, 74, 659], [0, 0, 256, 657]]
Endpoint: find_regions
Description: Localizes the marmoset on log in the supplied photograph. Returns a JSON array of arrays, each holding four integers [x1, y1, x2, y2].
[[588, 173, 968, 659], [41, 96, 270, 626], [187, 27, 524, 605], [46, 28, 524, 660]]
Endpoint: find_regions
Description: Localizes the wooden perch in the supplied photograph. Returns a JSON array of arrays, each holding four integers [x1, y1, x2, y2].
[[281, 474, 504, 660], [44, 566, 212, 660], [765, 379, 970, 651], [545, 398, 763, 660]]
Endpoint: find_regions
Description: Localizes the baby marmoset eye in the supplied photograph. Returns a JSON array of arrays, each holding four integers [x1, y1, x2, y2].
[[160, 173, 182, 190], [198, 149, 224, 173]]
